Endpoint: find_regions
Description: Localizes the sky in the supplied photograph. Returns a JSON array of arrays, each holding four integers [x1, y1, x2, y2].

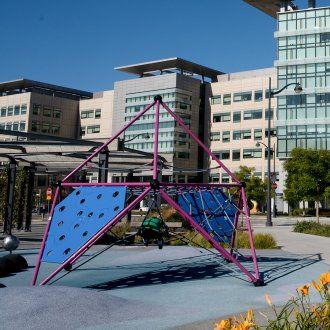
[[0, 0, 328, 92]]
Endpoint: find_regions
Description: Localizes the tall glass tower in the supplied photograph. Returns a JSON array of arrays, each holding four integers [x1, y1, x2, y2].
[[275, 5, 330, 157]]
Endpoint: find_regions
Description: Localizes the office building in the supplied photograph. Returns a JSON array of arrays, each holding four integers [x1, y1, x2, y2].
[[0, 79, 92, 140], [208, 68, 279, 184]]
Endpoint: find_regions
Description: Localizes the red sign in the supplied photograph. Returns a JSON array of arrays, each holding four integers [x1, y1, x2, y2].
[[272, 182, 278, 190]]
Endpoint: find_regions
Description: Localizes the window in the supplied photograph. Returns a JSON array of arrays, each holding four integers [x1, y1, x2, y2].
[[7, 106, 13, 116], [243, 148, 262, 158], [53, 108, 61, 119], [177, 152, 190, 159], [43, 107, 52, 117], [52, 125, 60, 135], [81, 126, 86, 136], [12, 122, 19, 131], [254, 129, 263, 140], [14, 105, 20, 116], [20, 104, 27, 115], [1, 107, 6, 117], [95, 109, 101, 118], [232, 150, 240, 161], [242, 130, 251, 139], [222, 131, 230, 142], [5, 122, 12, 130], [320, 32, 330, 43], [211, 95, 221, 105], [243, 109, 262, 120], [254, 90, 263, 101], [233, 91, 252, 102], [287, 94, 306, 106], [81, 110, 94, 119], [41, 123, 50, 133], [31, 121, 40, 132], [265, 129, 277, 137], [210, 132, 220, 141], [222, 173, 230, 183], [233, 111, 241, 123], [265, 109, 274, 120], [87, 125, 100, 134], [33, 104, 42, 115], [223, 94, 231, 105], [0, 123, 5, 130], [233, 130, 241, 140], [19, 121, 26, 131], [218, 150, 230, 160], [213, 113, 230, 123]]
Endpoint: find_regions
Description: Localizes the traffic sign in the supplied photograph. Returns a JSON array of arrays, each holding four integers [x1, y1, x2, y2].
[[46, 188, 52, 201], [272, 182, 277, 190]]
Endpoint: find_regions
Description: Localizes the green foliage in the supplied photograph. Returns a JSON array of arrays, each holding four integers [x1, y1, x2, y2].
[[108, 223, 131, 240], [236, 232, 277, 249], [234, 166, 267, 211], [284, 148, 330, 221], [293, 221, 330, 237]]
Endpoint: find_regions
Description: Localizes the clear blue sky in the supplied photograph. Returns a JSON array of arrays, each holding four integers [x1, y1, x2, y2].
[[0, 0, 327, 91]]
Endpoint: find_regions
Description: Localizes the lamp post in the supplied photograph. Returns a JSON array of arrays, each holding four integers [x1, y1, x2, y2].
[[117, 132, 150, 151], [264, 78, 302, 227]]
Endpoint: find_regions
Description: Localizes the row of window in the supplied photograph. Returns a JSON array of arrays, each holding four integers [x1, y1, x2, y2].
[[212, 148, 264, 161], [125, 101, 191, 114], [81, 125, 100, 135], [278, 33, 330, 49], [32, 104, 61, 119], [1, 104, 27, 117], [126, 121, 175, 132], [125, 92, 191, 104], [211, 128, 275, 142], [0, 121, 26, 132], [31, 121, 60, 135], [210, 89, 273, 106], [125, 141, 174, 150], [212, 109, 273, 123], [278, 62, 330, 89], [278, 8, 330, 32], [124, 131, 174, 141], [80, 108, 101, 119]]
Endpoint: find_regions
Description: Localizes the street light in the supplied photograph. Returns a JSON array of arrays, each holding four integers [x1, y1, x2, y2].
[[264, 78, 302, 227], [117, 133, 150, 151]]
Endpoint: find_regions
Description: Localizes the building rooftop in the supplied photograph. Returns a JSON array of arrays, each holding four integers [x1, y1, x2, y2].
[[243, 0, 297, 18], [0, 78, 92, 99], [115, 57, 223, 80]]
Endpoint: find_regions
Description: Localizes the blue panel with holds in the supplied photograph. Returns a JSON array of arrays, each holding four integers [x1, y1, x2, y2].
[[42, 186, 127, 264], [178, 189, 237, 243]]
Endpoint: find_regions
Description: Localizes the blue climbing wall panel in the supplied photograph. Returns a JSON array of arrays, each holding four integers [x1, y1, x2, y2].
[[42, 186, 127, 264], [178, 189, 237, 243]]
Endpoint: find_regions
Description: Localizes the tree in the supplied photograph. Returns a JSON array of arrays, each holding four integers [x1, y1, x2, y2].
[[234, 166, 267, 212], [284, 148, 330, 222]]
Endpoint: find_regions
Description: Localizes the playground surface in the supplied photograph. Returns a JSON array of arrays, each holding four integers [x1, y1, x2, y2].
[[0, 244, 329, 330]]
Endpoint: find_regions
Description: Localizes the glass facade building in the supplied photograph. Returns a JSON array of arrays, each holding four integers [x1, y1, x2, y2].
[[275, 6, 330, 157]]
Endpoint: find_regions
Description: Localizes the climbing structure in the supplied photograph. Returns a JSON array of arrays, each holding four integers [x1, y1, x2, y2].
[[31, 96, 263, 286]]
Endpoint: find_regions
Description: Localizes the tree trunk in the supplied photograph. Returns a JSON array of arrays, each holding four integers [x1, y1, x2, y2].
[[316, 200, 320, 223]]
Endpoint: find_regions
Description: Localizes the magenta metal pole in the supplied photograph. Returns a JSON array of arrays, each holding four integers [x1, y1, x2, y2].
[[38, 187, 151, 285], [240, 187, 260, 279], [31, 186, 60, 285], [230, 190, 242, 256], [160, 190, 258, 283], [62, 100, 156, 183], [153, 99, 161, 180], [161, 102, 240, 184], [61, 182, 150, 187], [161, 182, 240, 188]]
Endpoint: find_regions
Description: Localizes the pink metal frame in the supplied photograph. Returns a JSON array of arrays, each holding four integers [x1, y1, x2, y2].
[[32, 97, 261, 286]]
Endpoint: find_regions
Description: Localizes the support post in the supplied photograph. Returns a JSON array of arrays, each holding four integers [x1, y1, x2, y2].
[[98, 149, 109, 183], [25, 163, 36, 232], [16, 167, 28, 230], [4, 158, 17, 234]]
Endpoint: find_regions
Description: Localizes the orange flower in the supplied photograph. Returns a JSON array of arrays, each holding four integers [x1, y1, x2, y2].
[[232, 321, 254, 330], [318, 272, 330, 286], [246, 309, 254, 322], [298, 284, 310, 296], [311, 280, 321, 292], [265, 294, 272, 306], [214, 319, 231, 330]]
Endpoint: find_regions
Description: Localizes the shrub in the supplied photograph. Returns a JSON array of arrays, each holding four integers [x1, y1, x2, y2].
[[235, 232, 277, 249], [292, 208, 303, 216], [293, 221, 330, 237]]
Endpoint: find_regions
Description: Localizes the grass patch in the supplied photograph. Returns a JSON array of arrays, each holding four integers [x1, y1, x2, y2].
[[169, 231, 277, 249], [293, 221, 330, 237]]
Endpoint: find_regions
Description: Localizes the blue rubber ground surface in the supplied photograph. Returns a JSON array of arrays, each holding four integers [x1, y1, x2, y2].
[[0, 246, 328, 329]]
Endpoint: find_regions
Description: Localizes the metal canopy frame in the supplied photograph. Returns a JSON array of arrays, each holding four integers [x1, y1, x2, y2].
[[31, 96, 263, 286]]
